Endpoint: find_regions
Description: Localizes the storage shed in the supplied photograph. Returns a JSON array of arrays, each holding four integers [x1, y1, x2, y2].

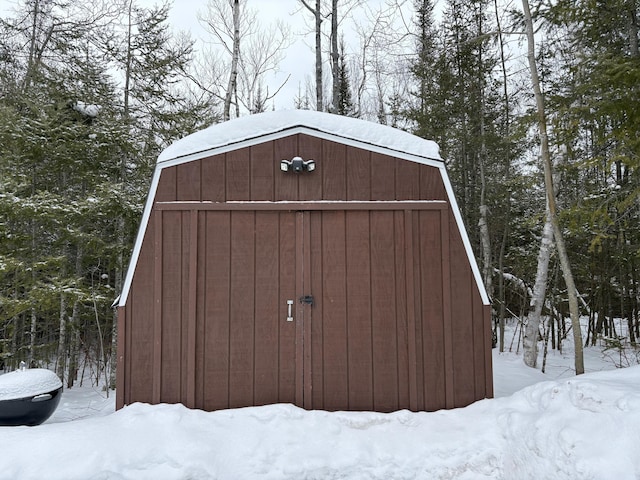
[[116, 110, 492, 413]]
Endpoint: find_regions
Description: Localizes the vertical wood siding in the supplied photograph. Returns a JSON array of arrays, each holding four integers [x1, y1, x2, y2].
[[117, 133, 492, 412]]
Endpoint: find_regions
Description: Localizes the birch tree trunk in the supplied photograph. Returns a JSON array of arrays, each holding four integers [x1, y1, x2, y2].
[[29, 307, 36, 366], [522, 0, 584, 374], [56, 289, 67, 381], [478, 101, 492, 299], [224, 0, 240, 121], [628, 5, 639, 56], [330, 0, 339, 112], [67, 300, 81, 388], [68, 243, 83, 388], [523, 211, 553, 367]]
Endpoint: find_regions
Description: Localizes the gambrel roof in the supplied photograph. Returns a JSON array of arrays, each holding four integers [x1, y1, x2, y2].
[[118, 110, 488, 308]]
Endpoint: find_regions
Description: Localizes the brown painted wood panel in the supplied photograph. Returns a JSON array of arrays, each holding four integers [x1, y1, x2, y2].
[[320, 210, 349, 409], [250, 143, 275, 201], [180, 211, 191, 404], [300, 212, 313, 409], [403, 211, 418, 411], [420, 165, 447, 200], [203, 211, 231, 410], [322, 140, 347, 200], [417, 210, 447, 410], [309, 212, 325, 408], [346, 146, 371, 200], [371, 153, 395, 200], [253, 212, 281, 405], [195, 211, 207, 409], [394, 211, 410, 409], [127, 217, 155, 403], [370, 210, 399, 412], [184, 210, 198, 408], [411, 211, 425, 410], [278, 213, 297, 403], [448, 212, 475, 407], [274, 136, 298, 201], [345, 211, 373, 410], [228, 211, 256, 407], [201, 155, 226, 202], [307, 208, 444, 412], [396, 161, 421, 200], [177, 160, 201, 201], [226, 148, 250, 201], [156, 166, 177, 202], [295, 213, 305, 406], [440, 209, 454, 409], [153, 211, 162, 403], [124, 219, 154, 404], [160, 210, 183, 403]]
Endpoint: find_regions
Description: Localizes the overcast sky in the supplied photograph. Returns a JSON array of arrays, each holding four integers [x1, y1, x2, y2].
[[0, 0, 421, 111], [162, 0, 315, 110], [154, 0, 419, 111]]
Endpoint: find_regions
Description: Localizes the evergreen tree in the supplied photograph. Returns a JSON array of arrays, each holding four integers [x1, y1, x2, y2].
[[409, 0, 518, 286], [335, 38, 355, 116], [542, 0, 640, 344], [0, 0, 210, 384], [407, 0, 442, 142]]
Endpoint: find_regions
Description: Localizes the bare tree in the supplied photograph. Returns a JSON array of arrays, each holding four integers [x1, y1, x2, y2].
[[226, 0, 240, 120], [300, 0, 324, 110], [521, 0, 584, 374], [198, 0, 291, 118], [330, 0, 339, 111], [237, 20, 292, 113], [349, 0, 413, 121]]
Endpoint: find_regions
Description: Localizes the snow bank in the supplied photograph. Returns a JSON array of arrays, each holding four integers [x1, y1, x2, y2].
[[498, 367, 640, 479], [2, 366, 640, 479], [157, 110, 442, 163], [0, 368, 62, 401]]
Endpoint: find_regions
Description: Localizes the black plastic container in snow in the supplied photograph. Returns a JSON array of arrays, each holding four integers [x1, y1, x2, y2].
[[0, 365, 63, 426]]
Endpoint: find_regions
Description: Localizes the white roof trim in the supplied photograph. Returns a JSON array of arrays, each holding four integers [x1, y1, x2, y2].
[[439, 167, 490, 305], [119, 112, 489, 307], [118, 167, 161, 307]]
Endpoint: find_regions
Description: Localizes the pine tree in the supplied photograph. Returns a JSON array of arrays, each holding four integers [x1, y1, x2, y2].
[[408, 0, 441, 141], [335, 38, 355, 116], [0, 0, 209, 384], [541, 0, 640, 348]]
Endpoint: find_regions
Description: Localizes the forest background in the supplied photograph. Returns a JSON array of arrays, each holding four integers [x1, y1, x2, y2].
[[0, 0, 638, 391]]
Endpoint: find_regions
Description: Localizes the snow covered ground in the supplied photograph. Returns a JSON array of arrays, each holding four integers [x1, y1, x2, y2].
[[2, 323, 640, 480]]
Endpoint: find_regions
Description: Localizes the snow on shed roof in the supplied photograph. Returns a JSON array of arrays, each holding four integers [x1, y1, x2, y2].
[[157, 110, 441, 164]]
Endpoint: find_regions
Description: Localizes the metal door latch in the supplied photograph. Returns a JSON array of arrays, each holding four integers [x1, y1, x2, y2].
[[299, 295, 314, 306]]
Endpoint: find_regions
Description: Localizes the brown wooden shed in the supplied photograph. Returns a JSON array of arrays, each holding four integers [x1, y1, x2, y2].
[[116, 110, 492, 413]]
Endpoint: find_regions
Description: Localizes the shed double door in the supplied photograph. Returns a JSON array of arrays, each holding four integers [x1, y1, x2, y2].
[[194, 203, 450, 412]]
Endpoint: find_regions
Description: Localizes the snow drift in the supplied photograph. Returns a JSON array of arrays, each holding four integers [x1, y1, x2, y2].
[[1, 365, 639, 480]]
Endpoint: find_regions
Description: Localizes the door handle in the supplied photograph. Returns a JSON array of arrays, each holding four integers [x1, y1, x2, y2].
[[286, 300, 294, 322]]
